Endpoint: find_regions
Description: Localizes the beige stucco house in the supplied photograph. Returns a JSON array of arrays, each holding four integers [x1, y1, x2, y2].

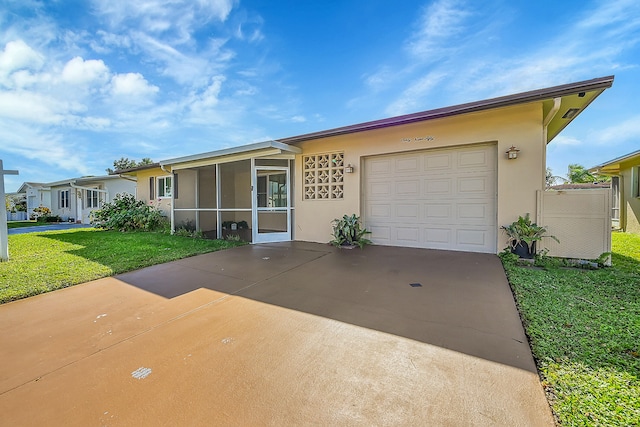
[[122, 76, 614, 257], [590, 149, 640, 233]]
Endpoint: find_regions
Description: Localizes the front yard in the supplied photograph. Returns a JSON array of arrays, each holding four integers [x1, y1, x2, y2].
[[0, 228, 243, 303], [502, 232, 640, 426]]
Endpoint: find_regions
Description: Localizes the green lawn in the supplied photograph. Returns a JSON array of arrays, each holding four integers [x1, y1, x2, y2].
[[0, 228, 244, 303], [7, 220, 39, 229], [501, 232, 640, 426]]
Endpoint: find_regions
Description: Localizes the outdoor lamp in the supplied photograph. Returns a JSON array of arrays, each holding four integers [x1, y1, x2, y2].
[[506, 146, 520, 160]]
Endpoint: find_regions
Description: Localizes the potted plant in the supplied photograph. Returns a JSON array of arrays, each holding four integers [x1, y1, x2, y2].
[[501, 213, 559, 259], [330, 214, 372, 249]]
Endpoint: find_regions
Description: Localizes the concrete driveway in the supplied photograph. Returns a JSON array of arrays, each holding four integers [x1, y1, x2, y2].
[[0, 242, 554, 426]]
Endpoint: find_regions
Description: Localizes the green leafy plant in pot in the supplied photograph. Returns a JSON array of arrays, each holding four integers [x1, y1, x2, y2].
[[330, 214, 372, 249], [501, 213, 559, 259]]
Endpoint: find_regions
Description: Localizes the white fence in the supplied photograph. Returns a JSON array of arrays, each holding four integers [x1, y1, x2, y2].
[[6, 191, 615, 259], [537, 189, 611, 262], [7, 211, 28, 221]]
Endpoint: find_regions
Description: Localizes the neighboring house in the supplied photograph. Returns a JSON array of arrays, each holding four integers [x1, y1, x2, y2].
[[16, 175, 137, 224], [122, 76, 614, 259], [16, 182, 51, 220], [590, 149, 640, 233]]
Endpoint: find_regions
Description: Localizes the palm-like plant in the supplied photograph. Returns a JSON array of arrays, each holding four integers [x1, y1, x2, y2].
[[501, 213, 559, 257], [330, 214, 371, 249]]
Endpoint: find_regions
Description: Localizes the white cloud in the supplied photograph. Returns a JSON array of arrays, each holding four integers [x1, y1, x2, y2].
[[61, 56, 110, 86], [0, 40, 45, 88], [187, 75, 226, 119], [596, 114, 640, 144], [552, 135, 583, 146], [0, 119, 92, 175], [0, 39, 44, 74], [290, 115, 306, 123], [406, 0, 472, 58], [110, 72, 159, 98], [385, 72, 446, 116], [93, 0, 236, 39]]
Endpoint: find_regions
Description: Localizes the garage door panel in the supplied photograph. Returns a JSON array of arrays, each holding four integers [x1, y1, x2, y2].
[[368, 181, 391, 199], [425, 153, 453, 170], [396, 157, 420, 173], [425, 204, 451, 220], [395, 227, 420, 243], [458, 202, 494, 222], [368, 203, 391, 219], [395, 180, 420, 197], [370, 226, 391, 243], [424, 179, 452, 195], [458, 176, 491, 194], [365, 144, 497, 253], [457, 228, 489, 246], [424, 227, 452, 245], [368, 159, 392, 175], [458, 150, 492, 169], [396, 204, 420, 220]]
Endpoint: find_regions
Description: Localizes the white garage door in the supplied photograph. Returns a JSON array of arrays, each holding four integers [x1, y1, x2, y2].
[[364, 144, 497, 253]]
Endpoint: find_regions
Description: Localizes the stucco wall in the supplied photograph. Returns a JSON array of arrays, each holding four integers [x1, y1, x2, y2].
[[133, 168, 172, 215], [621, 164, 640, 233], [292, 103, 545, 251]]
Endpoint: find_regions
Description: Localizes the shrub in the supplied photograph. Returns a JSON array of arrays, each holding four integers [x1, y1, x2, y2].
[[330, 214, 371, 249], [91, 193, 167, 232], [32, 205, 51, 221]]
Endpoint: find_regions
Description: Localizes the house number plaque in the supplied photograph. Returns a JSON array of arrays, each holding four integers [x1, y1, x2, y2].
[[401, 136, 435, 143]]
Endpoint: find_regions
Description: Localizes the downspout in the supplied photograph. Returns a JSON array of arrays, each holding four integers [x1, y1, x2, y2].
[[542, 97, 562, 188], [160, 163, 175, 234]]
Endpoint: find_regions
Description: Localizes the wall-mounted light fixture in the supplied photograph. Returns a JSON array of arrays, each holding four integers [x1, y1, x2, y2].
[[562, 108, 580, 119], [506, 146, 520, 160], [345, 163, 354, 173]]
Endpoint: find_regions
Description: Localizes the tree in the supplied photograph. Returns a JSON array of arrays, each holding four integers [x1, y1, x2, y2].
[[106, 157, 154, 174], [567, 164, 610, 183]]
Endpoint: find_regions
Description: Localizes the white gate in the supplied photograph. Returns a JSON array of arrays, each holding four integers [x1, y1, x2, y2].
[[537, 189, 611, 262]]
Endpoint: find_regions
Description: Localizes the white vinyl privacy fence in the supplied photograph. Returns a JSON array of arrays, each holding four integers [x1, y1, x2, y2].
[[7, 212, 27, 221], [537, 189, 611, 262]]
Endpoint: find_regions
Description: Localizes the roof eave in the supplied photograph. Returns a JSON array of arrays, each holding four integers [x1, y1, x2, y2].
[[278, 75, 615, 145]]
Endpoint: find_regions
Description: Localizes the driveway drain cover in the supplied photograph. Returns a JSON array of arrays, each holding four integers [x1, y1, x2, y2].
[[410, 283, 422, 287]]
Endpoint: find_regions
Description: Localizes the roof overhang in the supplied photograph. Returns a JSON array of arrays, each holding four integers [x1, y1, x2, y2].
[[161, 140, 302, 171], [277, 76, 614, 145], [589, 149, 640, 175]]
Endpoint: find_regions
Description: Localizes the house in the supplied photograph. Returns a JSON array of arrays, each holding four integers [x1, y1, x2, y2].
[[590, 149, 640, 233], [16, 175, 137, 223], [123, 76, 614, 258]]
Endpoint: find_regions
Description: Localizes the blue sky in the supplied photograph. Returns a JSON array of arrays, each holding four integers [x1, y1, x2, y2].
[[1, 0, 639, 192]]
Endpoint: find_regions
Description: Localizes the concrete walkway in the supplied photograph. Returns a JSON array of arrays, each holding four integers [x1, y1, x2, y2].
[[0, 242, 554, 426]]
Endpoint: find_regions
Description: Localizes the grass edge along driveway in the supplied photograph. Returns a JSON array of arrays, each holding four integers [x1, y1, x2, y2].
[[0, 228, 243, 303], [501, 232, 639, 426]]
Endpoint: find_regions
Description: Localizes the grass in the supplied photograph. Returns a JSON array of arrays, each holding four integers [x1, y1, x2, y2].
[[501, 232, 640, 426], [0, 228, 244, 303], [7, 220, 40, 229]]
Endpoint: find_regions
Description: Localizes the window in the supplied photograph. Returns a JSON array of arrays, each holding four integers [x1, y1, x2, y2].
[[257, 172, 287, 207], [303, 152, 344, 200], [59, 190, 69, 209], [86, 189, 100, 208], [158, 176, 172, 198]]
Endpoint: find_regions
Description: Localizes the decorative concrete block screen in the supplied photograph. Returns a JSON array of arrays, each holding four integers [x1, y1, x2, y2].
[[537, 189, 611, 262], [303, 152, 344, 200]]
